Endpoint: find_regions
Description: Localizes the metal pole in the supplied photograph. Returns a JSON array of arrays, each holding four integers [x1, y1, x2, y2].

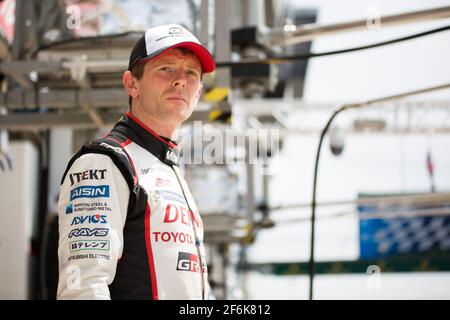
[[308, 83, 450, 300], [266, 6, 450, 47]]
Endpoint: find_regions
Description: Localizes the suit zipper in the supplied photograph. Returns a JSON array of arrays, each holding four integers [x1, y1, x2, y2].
[[171, 165, 206, 300]]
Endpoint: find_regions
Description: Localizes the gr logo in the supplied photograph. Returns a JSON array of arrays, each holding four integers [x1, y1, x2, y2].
[[176, 252, 199, 273], [366, 265, 381, 290]]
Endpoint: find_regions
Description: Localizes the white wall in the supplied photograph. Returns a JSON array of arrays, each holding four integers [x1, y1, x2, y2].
[[302, 0, 450, 102], [245, 0, 450, 299], [246, 272, 450, 299], [247, 133, 450, 263], [0, 141, 39, 299]]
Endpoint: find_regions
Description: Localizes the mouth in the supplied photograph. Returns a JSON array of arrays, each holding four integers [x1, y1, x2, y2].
[[166, 96, 186, 102]]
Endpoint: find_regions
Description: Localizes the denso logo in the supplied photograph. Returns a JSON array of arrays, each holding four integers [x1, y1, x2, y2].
[[176, 252, 199, 273], [70, 185, 109, 201], [71, 214, 107, 225], [164, 204, 203, 229], [68, 228, 109, 238]]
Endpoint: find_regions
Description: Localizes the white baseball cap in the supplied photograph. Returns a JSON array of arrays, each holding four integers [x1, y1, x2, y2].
[[128, 24, 215, 73]]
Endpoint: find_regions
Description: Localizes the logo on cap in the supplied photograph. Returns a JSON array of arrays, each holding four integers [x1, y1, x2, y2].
[[169, 27, 182, 35]]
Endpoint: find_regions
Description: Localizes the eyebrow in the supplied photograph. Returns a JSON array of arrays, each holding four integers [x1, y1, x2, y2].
[[154, 58, 201, 71]]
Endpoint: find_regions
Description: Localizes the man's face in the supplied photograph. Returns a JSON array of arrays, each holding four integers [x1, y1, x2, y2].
[[133, 48, 203, 127]]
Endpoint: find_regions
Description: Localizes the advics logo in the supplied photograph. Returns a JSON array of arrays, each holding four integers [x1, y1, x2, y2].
[[71, 214, 107, 225], [176, 252, 199, 273]]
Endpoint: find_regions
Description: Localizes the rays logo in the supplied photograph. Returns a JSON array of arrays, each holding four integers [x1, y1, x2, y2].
[[176, 252, 199, 273], [68, 228, 109, 238]]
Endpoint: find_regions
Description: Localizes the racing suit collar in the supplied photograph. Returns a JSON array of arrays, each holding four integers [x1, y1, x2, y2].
[[114, 112, 180, 166], [125, 112, 178, 148]]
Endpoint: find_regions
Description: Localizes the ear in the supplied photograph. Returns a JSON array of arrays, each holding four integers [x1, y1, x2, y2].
[[196, 83, 203, 100], [192, 83, 203, 106], [122, 71, 139, 99]]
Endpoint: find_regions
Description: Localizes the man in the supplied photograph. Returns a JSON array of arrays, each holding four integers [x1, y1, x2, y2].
[[57, 24, 215, 299]]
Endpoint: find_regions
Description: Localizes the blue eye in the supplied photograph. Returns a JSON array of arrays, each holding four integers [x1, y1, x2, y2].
[[186, 70, 199, 78], [161, 67, 175, 73]]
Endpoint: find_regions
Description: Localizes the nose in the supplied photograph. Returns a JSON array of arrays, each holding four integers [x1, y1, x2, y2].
[[172, 69, 187, 88]]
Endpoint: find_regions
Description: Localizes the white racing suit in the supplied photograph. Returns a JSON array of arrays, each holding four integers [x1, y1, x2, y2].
[[57, 112, 209, 299]]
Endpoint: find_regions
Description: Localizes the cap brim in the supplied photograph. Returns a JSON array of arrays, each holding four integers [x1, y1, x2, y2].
[[136, 41, 216, 73]]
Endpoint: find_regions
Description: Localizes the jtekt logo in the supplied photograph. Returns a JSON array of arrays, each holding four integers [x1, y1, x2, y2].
[[69, 169, 107, 186], [176, 252, 199, 273]]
